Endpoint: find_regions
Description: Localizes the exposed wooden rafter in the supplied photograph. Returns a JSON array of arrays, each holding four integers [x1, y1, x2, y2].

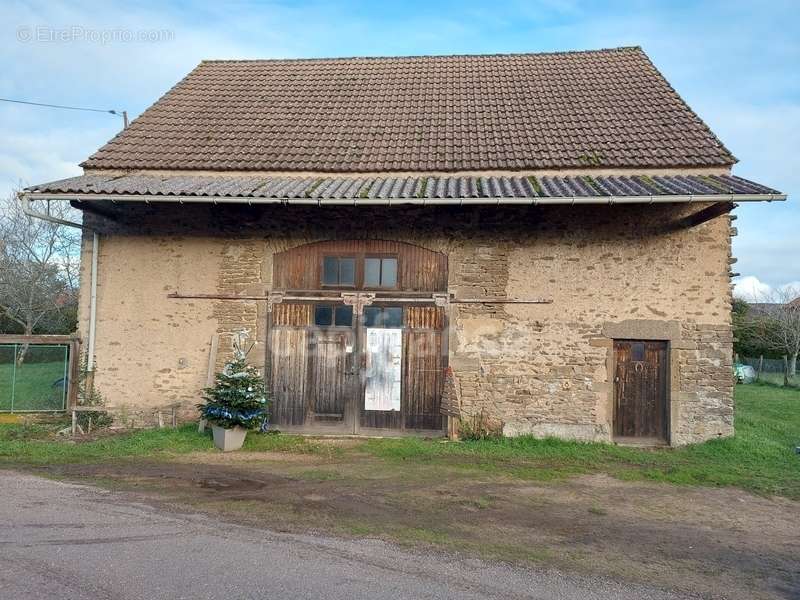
[[666, 202, 735, 231]]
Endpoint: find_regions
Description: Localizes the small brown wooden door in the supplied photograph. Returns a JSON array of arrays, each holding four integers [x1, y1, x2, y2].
[[613, 340, 668, 440]]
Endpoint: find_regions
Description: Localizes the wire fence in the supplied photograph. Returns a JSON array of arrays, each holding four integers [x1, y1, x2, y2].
[[0, 343, 72, 412], [739, 356, 800, 388]]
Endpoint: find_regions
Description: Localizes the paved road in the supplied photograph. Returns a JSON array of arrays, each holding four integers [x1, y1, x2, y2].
[[0, 471, 694, 599]]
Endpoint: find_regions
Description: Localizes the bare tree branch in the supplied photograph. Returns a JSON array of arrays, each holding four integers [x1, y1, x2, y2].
[[0, 191, 81, 347], [741, 286, 800, 377]]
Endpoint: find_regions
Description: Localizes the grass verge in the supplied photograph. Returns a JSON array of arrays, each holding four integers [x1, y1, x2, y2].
[[0, 424, 331, 464], [359, 384, 800, 498], [1, 384, 797, 498]]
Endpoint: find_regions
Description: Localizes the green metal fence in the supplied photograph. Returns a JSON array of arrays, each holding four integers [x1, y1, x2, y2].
[[0, 343, 70, 412]]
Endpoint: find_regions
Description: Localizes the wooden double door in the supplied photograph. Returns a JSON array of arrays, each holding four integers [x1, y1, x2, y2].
[[613, 340, 669, 442], [268, 302, 446, 433]]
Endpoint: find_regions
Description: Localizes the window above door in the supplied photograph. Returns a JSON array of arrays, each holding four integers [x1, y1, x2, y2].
[[276, 240, 445, 293], [322, 256, 355, 286], [320, 254, 399, 289], [314, 304, 354, 327], [364, 257, 398, 288]]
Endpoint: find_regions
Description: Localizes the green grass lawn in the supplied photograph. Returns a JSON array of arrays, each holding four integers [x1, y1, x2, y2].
[[361, 383, 800, 497], [0, 360, 68, 411], [1, 383, 798, 498]]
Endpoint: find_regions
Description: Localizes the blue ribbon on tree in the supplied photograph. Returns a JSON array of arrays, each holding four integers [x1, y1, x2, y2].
[[203, 406, 267, 421]]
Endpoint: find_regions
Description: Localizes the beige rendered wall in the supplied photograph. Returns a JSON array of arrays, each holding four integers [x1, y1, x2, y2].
[[79, 201, 733, 444], [79, 235, 224, 413]]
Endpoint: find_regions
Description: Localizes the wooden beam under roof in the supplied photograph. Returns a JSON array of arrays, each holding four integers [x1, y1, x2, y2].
[[665, 202, 735, 231]]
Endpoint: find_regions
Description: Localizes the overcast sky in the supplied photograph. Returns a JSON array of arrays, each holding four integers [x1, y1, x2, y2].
[[1, 0, 796, 297]]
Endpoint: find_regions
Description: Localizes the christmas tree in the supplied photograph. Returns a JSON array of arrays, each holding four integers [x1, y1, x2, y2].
[[198, 332, 268, 430]]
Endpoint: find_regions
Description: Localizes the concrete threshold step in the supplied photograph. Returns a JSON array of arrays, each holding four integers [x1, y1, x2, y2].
[[613, 436, 670, 448]]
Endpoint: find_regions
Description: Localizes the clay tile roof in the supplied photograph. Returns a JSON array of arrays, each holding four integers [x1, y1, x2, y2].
[[82, 47, 736, 172]]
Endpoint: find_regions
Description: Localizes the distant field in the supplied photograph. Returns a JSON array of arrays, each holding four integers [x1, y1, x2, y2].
[[0, 361, 67, 411]]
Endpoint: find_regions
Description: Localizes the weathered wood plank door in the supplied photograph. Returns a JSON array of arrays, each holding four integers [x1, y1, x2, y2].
[[308, 329, 354, 425], [269, 303, 354, 431], [613, 340, 668, 440], [268, 306, 310, 426], [270, 240, 448, 434], [403, 307, 445, 430]]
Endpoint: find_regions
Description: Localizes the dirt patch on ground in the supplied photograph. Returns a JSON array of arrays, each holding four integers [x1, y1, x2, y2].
[[172, 450, 323, 464], [33, 455, 800, 600]]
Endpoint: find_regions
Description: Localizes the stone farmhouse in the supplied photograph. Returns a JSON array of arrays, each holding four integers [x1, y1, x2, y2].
[[23, 47, 785, 445]]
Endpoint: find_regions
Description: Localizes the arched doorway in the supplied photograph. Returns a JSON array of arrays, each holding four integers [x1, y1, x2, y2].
[[268, 240, 448, 434]]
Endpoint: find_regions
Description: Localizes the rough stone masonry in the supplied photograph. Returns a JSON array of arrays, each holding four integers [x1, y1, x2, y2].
[[78, 199, 734, 446]]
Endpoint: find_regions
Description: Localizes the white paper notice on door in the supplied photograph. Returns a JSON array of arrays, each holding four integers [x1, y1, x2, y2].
[[364, 328, 402, 411]]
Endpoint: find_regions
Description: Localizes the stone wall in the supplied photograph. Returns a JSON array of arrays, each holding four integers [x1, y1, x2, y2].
[[79, 201, 733, 444]]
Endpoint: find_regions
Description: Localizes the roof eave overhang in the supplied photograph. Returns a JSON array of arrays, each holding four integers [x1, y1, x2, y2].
[[20, 191, 787, 206]]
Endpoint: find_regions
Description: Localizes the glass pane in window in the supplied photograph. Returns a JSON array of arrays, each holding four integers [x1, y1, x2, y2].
[[334, 305, 353, 327], [322, 257, 338, 285], [364, 258, 381, 287], [339, 258, 355, 285], [381, 258, 397, 287], [364, 306, 381, 328], [631, 342, 645, 362], [383, 307, 403, 328], [314, 304, 333, 326]]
